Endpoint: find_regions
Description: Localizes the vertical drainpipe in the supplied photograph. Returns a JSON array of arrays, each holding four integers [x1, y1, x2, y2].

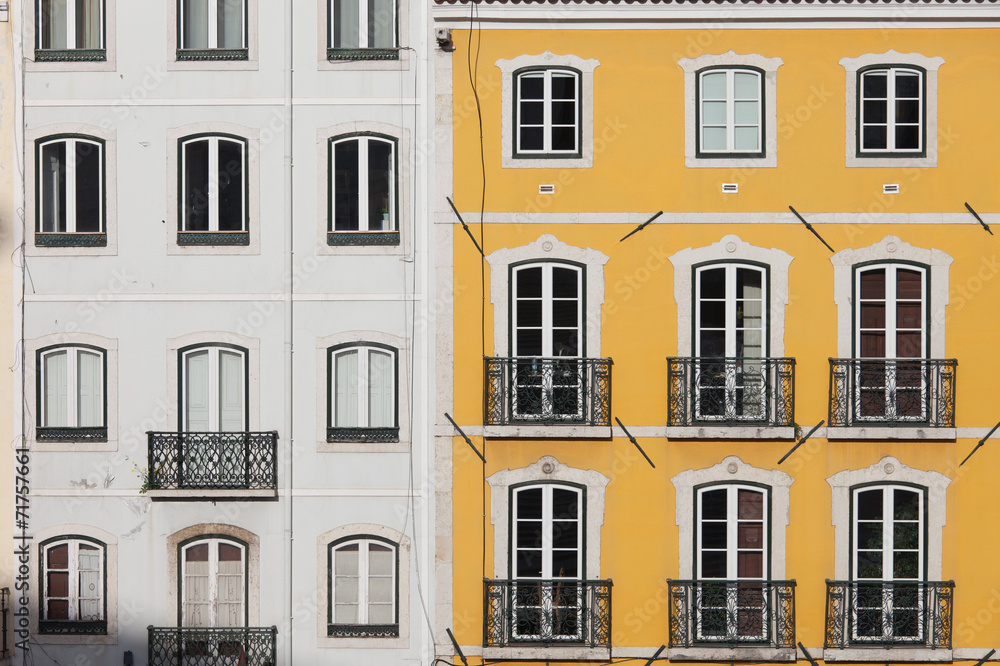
[[282, 0, 295, 661]]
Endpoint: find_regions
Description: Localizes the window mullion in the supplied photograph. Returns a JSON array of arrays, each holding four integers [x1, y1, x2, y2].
[[725, 265, 736, 358], [66, 140, 78, 232], [885, 266, 898, 358], [887, 72, 897, 151], [883, 490, 893, 582], [358, 139, 370, 231], [726, 71, 736, 152], [209, 541, 220, 627], [208, 139, 220, 232], [209, 348, 220, 430], [68, 542, 79, 621], [359, 541, 370, 623], [541, 266, 553, 357], [359, 0, 370, 49], [543, 72, 553, 153], [207, 0, 219, 49], [66, 0, 78, 49], [541, 487, 553, 578], [358, 348, 370, 427], [727, 487, 738, 579], [67, 349, 79, 427]]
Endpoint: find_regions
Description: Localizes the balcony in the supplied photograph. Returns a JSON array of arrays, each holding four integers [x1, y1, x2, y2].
[[667, 580, 796, 659], [146, 431, 278, 500], [148, 626, 276, 666], [484, 357, 612, 437], [666, 357, 795, 438], [824, 580, 954, 659], [483, 579, 612, 651], [827, 359, 956, 438]]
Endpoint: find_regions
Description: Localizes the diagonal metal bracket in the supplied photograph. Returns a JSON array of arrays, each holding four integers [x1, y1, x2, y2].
[[444, 412, 485, 463], [798, 642, 819, 666], [973, 649, 996, 666], [789, 205, 835, 252], [446, 197, 484, 256], [643, 645, 667, 665], [961, 420, 1000, 466], [446, 627, 470, 666], [615, 417, 655, 468], [778, 420, 824, 465], [965, 202, 994, 235], [620, 211, 663, 243]]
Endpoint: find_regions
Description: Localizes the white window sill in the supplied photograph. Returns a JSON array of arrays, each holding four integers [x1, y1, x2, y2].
[[686, 155, 777, 169], [483, 425, 611, 439], [665, 426, 796, 440], [847, 155, 936, 168], [668, 646, 796, 662], [482, 646, 610, 661], [146, 489, 277, 501], [826, 427, 956, 441], [824, 648, 952, 662]]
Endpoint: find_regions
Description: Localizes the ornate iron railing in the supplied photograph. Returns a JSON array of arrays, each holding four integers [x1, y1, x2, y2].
[[484, 357, 612, 426], [36, 426, 108, 442], [484, 579, 612, 647], [148, 626, 276, 666], [328, 623, 399, 638], [666, 357, 795, 426], [327, 47, 400, 61], [825, 580, 954, 649], [147, 432, 278, 490], [828, 359, 956, 427], [176, 48, 249, 61], [668, 580, 796, 648], [326, 426, 399, 443], [34, 48, 107, 62]]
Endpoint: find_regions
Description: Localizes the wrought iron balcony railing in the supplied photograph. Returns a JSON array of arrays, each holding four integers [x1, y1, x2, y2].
[[484, 579, 612, 648], [668, 579, 796, 649], [484, 357, 612, 427], [666, 357, 795, 427], [825, 580, 954, 649], [148, 626, 276, 666], [828, 359, 956, 427], [147, 431, 278, 491]]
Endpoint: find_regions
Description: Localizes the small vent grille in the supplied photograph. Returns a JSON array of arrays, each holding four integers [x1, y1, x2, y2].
[[722, 183, 738, 193], [538, 184, 555, 195], [883, 184, 900, 194]]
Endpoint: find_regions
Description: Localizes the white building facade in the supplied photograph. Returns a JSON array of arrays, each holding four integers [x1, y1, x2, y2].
[[14, 0, 436, 663]]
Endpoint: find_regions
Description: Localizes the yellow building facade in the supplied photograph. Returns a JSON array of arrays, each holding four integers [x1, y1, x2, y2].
[[433, 5, 1000, 666]]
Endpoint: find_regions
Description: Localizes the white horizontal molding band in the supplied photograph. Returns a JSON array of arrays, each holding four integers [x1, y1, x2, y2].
[[25, 293, 422, 302], [26, 97, 421, 108], [435, 425, 1000, 439], [446, 211, 998, 226], [31, 488, 420, 497]]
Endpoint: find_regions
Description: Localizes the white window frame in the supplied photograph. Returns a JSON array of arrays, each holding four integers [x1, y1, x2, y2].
[[679, 51, 782, 168], [858, 67, 924, 155], [514, 68, 580, 157], [36, 136, 105, 235], [328, 0, 397, 50], [841, 51, 943, 168], [40, 538, 106, 627], [36, 0, 105, 51], [496, 52, 599, 169], [38, 345, 106, 429], [512, 484, 583, 580], [852, 485, 924, 583], [180, 537, 247, 628], [695, 263, 768, 359], [855, 263, 927, 360], [697, 68, 763, 156], [328, 134, 397, 234], [511, 262, 583, 358], [179, 134, 248, 234], [328, 343, 398, 429], [178, 0, 247, 50], [329, 537, 398, 627], [180, 344, 248, 432]]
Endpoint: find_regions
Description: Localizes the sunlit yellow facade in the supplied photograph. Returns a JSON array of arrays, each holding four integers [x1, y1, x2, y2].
[[433, 6, 1000, 666]]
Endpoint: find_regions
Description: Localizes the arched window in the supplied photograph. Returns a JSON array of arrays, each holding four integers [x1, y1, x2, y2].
[[327, 343, 398, 442], [180, 537, 247, 628], [858, 66, 924, 155], [40, 536, 107, 634], [36, 135, 104, 237], [37, 344, 107, 440], [328, 537, 398, 636], [329, 134, 397, 236], [178, 134, 249, 244], [514, 68, 580, 157], [179, 344, 248, 432], [697, 67, 763, 156]]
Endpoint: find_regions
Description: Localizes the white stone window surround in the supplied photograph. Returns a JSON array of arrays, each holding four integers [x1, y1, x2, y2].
[[316, 0, 411, 71], [24, 0, 118, 72], [496, 52, 600, 169], [166, 524, 260, 625], [316, 330, 410, 453], [165, 0, 259, 71], [486, 234, 608, 358], [486, 455, 609, 580], [316, 523, 411, 648], [841, 50, 944, 168], [25, 123, 118, 257], [669, 235, 793, 358], [26, 332, 119, 452], [678, 51, 783, 169], [671, 456, 793, 581], [166, 331, 260, 431], [317, 121, 411, 256], [30, 524, 119, 645], [166, 122, 261, 256]]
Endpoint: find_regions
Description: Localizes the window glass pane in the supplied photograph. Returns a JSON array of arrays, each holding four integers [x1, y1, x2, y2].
[[734, 72, 759, 100], [334, 602, 358, 623], [857, 489, 883, 520], [701, 127, 726, 151], [516, 267, 542, 298], [519, 73, 544, 99], [701, 489, 727, 520], [76, 0, 102, 49], [738, 489, 763, 519], [217, 140, 244, 231], [516, 487, 542, 519], [862, 72, 887, 98], [368, 0, 394, 48], [863, 99, 887, 123], [895, 72, 920, 98], [74, 141, 101, 232], [702, 100, 726, 126], [552, 487, 579, 519], [551, 550, 578, 578], [700, 551, 726, 578], [896, 269, 922, 299], [335, 576, 359, 604], [333, 140, 360, 231], [332, 0, 360, 48], [47, 570, 69, 598], [551, 73, 575, 100], [895, 99, 920, 124], [860, 303, 885, 329], [551, 101, 576, 126], [701, 72, 726, 99], [369, 544, 393, 574], [734, 127, 758, 152], [182, 0, 209, 49], [859, 270, 885, 299], [47, 544, 69, 570], [519, 127, 544, 152], [183, 140, 210, 231], [335, 544, 359, 575], [368, 349, 393, 427], [734, 100, 758, 126], [368, 577, 393, 603], [40, 0, 69, 49], [858, 523, 882, 550], [184, 350, 211, 431], [737, 552, 762, 578], [552, 266, 578, 299], [893, 489, 919, 520], [335, 350, 359, 427], [517, 300, 542, 328], [217, 0, 243, 48], [893, 552, 919, 579], [520, 100, 544, 126], [550, 127, 576, 152], [552, 521, 578, 549], [367, 139, 393, 232], [47, 599, 70, 620], [368, 602, 393, 624], [895, 125, 919, 151], [77, 350, 103, 427], [863, 126, 887, 150], [41, 142, 68, 233], [701, 523, 726, 549], [44, 351, 69, 427], [218, 350, 245, 431]]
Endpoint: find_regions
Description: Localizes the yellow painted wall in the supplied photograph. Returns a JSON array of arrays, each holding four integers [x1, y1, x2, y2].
[[446, 23, 1000, 665]]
